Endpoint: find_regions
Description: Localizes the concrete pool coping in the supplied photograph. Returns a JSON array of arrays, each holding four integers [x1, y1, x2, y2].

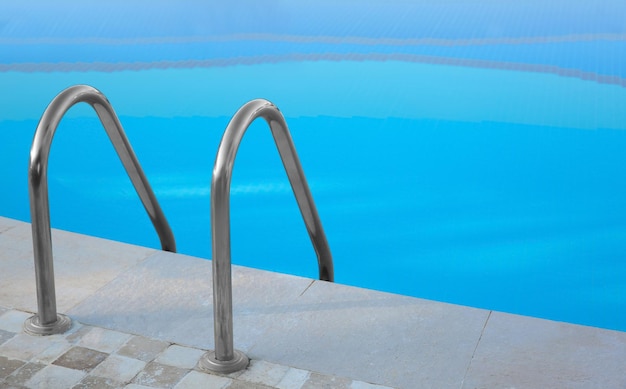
[[1, 215, 625, 388]]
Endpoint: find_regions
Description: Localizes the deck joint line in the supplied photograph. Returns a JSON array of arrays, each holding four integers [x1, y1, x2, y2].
[[299, 280, 316, 297], [460, 310, 492, 388]]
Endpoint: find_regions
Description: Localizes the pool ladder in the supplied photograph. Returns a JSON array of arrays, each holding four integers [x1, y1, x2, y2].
[[25, 86, 334, 375], [200, 99, 334, 373], [24, 85, 176, 335]]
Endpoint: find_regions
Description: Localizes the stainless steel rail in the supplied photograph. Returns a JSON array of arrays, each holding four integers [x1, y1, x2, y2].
[[24, 85, 176, 336], [199, 99, 334, 373]]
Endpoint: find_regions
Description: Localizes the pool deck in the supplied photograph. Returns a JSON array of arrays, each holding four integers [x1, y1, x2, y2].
[[1, 216, 625, 388]]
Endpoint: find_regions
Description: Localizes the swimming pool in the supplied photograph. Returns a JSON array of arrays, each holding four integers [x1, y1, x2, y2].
[[2, 1, 626, 331]]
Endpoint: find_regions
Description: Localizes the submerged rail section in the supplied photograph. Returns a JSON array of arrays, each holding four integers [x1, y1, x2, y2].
[[24, 85, 176, 336], [199, 99, 334, 373]]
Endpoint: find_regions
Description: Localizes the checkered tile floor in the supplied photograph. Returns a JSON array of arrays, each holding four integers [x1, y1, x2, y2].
[[0, 307, 392, 389]]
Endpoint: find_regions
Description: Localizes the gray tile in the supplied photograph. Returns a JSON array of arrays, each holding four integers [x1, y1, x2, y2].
[[0, 333, 55, 361], [462, 311, 626, 389], [26, 365, 85, 388], [132, 362, 188, 389], [117, 335, 169, 362], [0, 328, 16, 346], [77, 327, 132, 353], [32, 338, 73, 364], [276, 367, 310, 389], [69, 252, 312, 351], [72, 375, 125, 389], [155, 344, 205, 370], [174, 370, 232, 389], [3, 362, 46, 386], [53, 346, 109, 372], [90, 354, 146, 383], [302, 372, 352, 389], [0, 356, 25, 379], [249, 281, 488, 389]]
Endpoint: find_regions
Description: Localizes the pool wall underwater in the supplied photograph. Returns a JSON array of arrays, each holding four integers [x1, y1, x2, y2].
[[1, 1, 626, 331]]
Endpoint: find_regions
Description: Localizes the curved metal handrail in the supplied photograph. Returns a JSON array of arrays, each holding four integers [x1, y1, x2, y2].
[[199, 99, 334, 373], [24, 85, 176, 336]]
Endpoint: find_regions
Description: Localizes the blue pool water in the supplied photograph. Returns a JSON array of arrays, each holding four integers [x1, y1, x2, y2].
[[1, 1, 626, 331]]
